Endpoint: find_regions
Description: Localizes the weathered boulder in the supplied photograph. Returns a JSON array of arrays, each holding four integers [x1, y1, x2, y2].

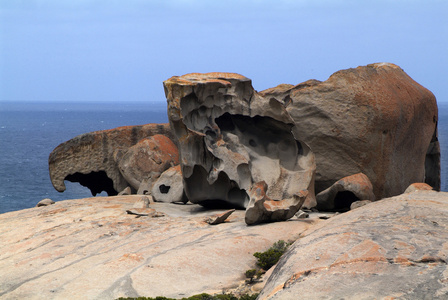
[[316, 173, 375, 211], [258, 190, 448, 299], [36, 198, 55, 207], [116, 134, 179, 194], [245, 181, 308, 225], [260, 63, 439, 199], [163, 72, 316, 211], [49, 123, 174, 196], [404, 182, 433, 193], [151, 165, 187, 203]]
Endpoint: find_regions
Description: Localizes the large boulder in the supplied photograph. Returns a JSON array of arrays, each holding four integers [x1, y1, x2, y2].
[[260, 63, 440, 199], [49, 123, 174, 196], [116, 134, 179, 194], [258, 190, 448, 299], [163, 73, 316, 210]]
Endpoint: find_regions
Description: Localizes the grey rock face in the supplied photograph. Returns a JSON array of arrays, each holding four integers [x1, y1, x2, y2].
[[163, 73, 316, 210]]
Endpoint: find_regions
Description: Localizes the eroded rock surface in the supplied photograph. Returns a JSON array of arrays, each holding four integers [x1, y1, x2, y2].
[[245, 181, 308, 225], [163, 73, 316, 210], [258, 191, 448, 299], [0, 196, 320, 299], [261, 63, 439, 198], [49, 123, 174, 196]]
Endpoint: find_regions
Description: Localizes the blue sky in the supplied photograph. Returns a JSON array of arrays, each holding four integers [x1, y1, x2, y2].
[[0, 0, 447, 103]]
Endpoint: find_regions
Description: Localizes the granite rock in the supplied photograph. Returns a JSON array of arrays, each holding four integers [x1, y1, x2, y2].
[[0, 196, 321, 299], [258, 191, 448, 299]]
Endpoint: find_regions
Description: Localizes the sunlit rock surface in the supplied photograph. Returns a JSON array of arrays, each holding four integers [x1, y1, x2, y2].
[[259, 190, 448, 299], [163, 72, 316, 210], [0, 196, 321, 299]]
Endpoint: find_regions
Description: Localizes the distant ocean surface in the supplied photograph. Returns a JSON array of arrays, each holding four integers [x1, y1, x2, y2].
[[1, 101, 447, 214]]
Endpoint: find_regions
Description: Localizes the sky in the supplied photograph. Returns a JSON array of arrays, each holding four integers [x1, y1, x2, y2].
[[0, 0, 447, 104]]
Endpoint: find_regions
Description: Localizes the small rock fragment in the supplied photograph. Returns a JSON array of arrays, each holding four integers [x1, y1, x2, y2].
[[319, 215, 330, 220], [126, 208, 156, 217], [350, 200, 372, 210], [118, 186, 132, 195], [295, 210, 309, 219], [133, 196, 151, 208], [152, 212, 166, 218], [206, 209, 236, 225], [36, 198, 55, 207]]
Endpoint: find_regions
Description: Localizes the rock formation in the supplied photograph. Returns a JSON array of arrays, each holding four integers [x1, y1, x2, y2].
[[315, 173, 375, 211], [245, 181, 308, 225], [151, 165, 187, 203], [258, 190, 448, 299], [49, 123, 175, 196], [116, 134, 179, 194], [163, 72, 316, 211], [260, 63, 439, 198]]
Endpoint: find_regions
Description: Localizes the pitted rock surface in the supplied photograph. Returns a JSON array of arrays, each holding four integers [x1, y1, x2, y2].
[[258, 190, 448, 299], [260, 63, 439, 198], [163, 72, 316, 209], [49, 123, 174, 196], [0, 196, 321, 300]]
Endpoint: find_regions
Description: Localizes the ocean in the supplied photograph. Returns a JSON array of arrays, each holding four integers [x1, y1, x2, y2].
[[0, 101, 447, 214]]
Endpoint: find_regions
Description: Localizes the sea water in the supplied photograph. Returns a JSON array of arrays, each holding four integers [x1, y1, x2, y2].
[[0, 101, 447, 214]]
